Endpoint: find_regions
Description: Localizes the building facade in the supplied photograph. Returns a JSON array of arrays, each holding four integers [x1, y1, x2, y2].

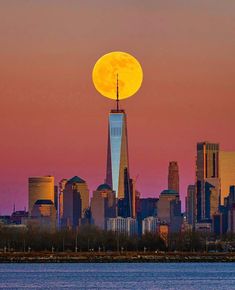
[[186, 185, 196, 226], [106, 109, 129, 199], [158, 223, 169, 246], [30, 199, 57, 231], [168, 161, 179, 193], [138, 198, 158, 219], [28, 176, 54, 216], [58, 178, 68, 228], [220, 151, 235, 205], [196, 142, 220, 221], [142, 216, 159, 235], [228, 205, 235, 233], [157, 189, 182, 232], [226, 186, 235, 233], [91, 183, 116, 229], [118, 168, 136, 218], [61, 176, 87, 229], [107, 217, 137, 236]]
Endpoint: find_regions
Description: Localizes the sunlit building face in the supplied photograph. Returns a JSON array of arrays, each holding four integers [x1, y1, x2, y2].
[[196, 142, 220, 221], [28, 176, 54, 216], [106, 110, 129, 199], [220, 151, 235, 205]]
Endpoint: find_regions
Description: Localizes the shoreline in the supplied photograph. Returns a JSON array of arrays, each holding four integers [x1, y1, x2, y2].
[[0, 252, 235, 263]]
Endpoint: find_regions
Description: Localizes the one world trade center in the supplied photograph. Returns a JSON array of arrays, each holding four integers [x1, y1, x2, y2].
[[105, 76, 129, 199]]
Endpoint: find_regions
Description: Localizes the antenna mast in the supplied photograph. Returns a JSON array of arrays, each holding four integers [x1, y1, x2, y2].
[[116, 73, 119, 111]]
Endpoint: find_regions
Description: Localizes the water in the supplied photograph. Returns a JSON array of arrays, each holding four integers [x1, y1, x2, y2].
[[0, 263, 234, 289]]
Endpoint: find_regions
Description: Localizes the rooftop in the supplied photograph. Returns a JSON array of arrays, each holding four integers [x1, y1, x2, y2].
[[97, 183, 112, 191], [161, 189, 179, 195], [34, 200, 54, 205], [67, 176, 85, 184]]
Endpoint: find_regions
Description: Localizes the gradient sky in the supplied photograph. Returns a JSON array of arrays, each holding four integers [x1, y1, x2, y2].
[[0, 0, 235, 214]]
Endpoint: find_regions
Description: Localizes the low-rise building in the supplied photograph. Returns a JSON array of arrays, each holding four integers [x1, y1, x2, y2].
[[23, 199, 57, 232], [107, 217, 137, 236], [195, 222, 212, 233], [142, 216, 159, 235]]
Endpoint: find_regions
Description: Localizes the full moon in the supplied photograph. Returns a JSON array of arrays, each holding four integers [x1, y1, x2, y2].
[[92, 51, 143, 100]]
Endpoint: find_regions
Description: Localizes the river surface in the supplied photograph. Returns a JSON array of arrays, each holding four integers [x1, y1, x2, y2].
[[0, 263, 234, 289]]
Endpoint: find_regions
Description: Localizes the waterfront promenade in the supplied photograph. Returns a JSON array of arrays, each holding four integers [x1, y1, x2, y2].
[[1, 251, 235, 263]]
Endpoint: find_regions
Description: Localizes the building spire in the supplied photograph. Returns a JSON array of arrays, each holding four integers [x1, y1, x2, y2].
[[116, 73, 119, 111]]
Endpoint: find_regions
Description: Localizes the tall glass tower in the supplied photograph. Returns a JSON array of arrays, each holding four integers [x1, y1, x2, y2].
[[106, 109, 129, 199], [196, 142, 220, 221]]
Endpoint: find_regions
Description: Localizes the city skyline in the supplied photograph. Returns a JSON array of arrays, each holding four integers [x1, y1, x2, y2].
[[1, 1, 235, 213], [1, 138, 233, 215]]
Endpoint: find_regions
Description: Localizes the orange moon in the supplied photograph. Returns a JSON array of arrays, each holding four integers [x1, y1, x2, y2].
[[92, 51, 143, 100]]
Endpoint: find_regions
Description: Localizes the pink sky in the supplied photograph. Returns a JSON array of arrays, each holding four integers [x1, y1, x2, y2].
[[0, 1, 235, 214]]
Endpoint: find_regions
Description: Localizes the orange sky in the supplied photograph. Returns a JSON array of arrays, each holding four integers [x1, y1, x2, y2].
[[0, 1, 235, 213]]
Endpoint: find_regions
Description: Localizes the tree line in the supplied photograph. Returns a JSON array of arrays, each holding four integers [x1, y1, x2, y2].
[[0, 224, 235, 253]]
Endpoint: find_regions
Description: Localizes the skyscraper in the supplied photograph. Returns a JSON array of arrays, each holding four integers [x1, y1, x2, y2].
[[157, 189, 182, 232], [58, 178, 68, 228], [105, 109, 129, 199], [196, 142, 220, 221], [91, 183, 116, 230], [61, 176, 89, 229], [220, 151, 235, 205], [186, 185, 196, 226], [118, 168, 136, 218], [67, 176, 89, 217], [137, 198, 158, 220], [61, 178, 82, 229], [227, 186, 235, 233], [168, 161, 179, 193], [28, 176, 54, 216]]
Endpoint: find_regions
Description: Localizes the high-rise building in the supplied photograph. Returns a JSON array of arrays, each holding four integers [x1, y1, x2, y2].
[[58, 178, 68, 228], [54, 185, 58, 210], [228, 205, 235, 233], [138, 197, 158, 220], [72, 176, 89, 217], [118, 168, 136, 218], [157, 189, 182, 232], [220, 151, 235, 205], [205, 178, 221, 219], [61, 176, 89, 229], [28, 176, 54, 216], [186, 185, 196, 226], [61, 178, 82, 229], [226, 186, 235, 233], [91, 183, 116, 229], [65, 176, 89, 218], [168, 161, 179, 193], [226, 186, 235, 207], [212, 212, 223, 235], [105, 109, 129, 199], [196, 142, 220, 221]]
